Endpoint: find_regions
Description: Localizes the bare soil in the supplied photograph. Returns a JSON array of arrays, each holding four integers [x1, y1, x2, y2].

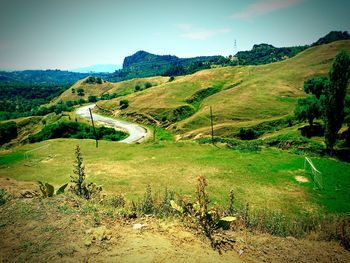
[[0, 182, 350, 263]]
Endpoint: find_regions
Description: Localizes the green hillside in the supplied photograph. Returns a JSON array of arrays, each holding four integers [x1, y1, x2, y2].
[[96, 40, 350, 139], [55, 76, 169, 103]]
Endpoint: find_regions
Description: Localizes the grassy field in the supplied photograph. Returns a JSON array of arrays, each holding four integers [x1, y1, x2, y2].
[[96, 41, 350, 138], [1, 139, 349, 215]]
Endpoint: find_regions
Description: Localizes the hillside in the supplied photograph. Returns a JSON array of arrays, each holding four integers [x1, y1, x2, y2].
[[108, 51, 224, 81], [234, 31, 350, 66], [55, 76, 169, 103], [0, 70, 90, 85], [235, 43, 308, 65], [96, 40, 350, 139]]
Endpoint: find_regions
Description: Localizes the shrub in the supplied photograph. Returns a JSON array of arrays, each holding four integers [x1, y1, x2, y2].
[[0, 121, 18, 145], [144, 82, 152, 89], [78, 98, 86, 104], [28, 121, 127, 143], [77, 88, 85, 96], [142, 184, 154, 214], [88, 95, 97, 102], [134, 84, 142, 92], [70, 145, 102, 200], [0, 188, 8, 206], [110, 194, 126, 208], [119, 99, 129, 109], [170, 105, 195, 122], [238, 128, 261, 140]]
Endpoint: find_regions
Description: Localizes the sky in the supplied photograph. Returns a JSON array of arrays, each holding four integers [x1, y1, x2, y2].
[[0, 0, 349, 70]]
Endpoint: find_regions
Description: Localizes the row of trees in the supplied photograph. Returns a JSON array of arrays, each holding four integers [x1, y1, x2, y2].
[[295, 51, 350, 154]]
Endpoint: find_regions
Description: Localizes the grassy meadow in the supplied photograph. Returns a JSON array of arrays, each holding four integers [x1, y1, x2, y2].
[[1, 139, 349, 215]]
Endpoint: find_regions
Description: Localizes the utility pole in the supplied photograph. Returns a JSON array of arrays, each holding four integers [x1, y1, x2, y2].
[[89, 108, 98, 148], [210, 106, 214, 145]]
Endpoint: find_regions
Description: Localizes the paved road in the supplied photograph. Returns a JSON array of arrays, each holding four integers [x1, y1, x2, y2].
[[76, 104, 147, 144]]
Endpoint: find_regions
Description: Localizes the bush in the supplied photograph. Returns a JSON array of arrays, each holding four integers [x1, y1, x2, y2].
[[119, 99, 129, 109], [28, 121, 127, 143], [110, 194, 126, 208], [134, 84, 142, 92], [78, 98, 86, 104], [77, 88, 85, 96], [170, 105, 195, 122], [144, 82, 152, 89], [238, 128, 261, 140], [142, 184, 154, 214], [0, 188, 8, 206], [70, 145, 102, 200], [88, 95, 97, 102], [0, 121, 18, 145]]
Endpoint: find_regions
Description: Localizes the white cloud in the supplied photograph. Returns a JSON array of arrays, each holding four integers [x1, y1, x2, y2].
[[231, 0, 304, 19], [177, 24, 231, 40], [177, 23, 193, 31]]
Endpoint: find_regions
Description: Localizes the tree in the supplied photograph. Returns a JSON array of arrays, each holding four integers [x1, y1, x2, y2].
[[88, 95, 97, 103], [343, 96, 350, 146], [144, 82, 152, 89], [77, 88, 85, 96], [119, 99, 129, 109], [96, 77, 102, 84], [134, 84, 141, 92], [294, 95, 322, 127], [0, 121, 18, 145], [303, 76, 328, 99], [324, 50, 350, 154]]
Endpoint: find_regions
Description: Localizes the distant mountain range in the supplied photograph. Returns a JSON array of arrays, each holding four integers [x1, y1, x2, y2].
[[0, 31, 348, 86], [71, 64, 121, 73], [0, 70, 90, 85]]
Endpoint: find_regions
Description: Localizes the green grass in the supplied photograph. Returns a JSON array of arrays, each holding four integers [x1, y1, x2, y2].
[[96, 41, 350, 139], [1, 139, 349, 215]]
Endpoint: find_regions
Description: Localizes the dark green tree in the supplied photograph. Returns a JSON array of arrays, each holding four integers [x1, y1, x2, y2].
[[343, 96, 350, 146], [0, 121, 18, 145], [119, 99, 129, 109], [77, 88, 85, 96], [324, 50, 350, 154], [88, 95, 97, 102], [294, 96, 322, 126], [144, 82, 152, 89], [303, 76, 328, 99]]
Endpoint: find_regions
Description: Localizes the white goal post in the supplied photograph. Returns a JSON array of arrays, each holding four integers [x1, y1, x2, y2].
[[24, 144, 51, 165], [304, 157, 323, 190]]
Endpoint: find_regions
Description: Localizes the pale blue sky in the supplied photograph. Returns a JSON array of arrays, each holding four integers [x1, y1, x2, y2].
[[0, 0, 349, 70]]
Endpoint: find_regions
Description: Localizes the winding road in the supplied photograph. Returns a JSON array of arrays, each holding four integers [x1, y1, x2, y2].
[[76, 104, 148, 144]]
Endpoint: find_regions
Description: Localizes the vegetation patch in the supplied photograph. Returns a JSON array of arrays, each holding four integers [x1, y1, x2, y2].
[[185, 86, 221, 110], [169, 105, 195, 122], [0, 121, 18, 145], [28, 121, 128, 143]]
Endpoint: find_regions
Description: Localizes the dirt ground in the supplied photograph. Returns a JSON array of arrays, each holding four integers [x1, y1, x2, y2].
[[0, 179, 350, 263]]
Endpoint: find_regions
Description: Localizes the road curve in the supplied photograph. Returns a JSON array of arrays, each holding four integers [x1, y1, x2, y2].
[[76, 104, 147, 144]]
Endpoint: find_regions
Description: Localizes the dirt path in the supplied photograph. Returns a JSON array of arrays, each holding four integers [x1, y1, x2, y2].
[[76, 104, 148, 144]]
